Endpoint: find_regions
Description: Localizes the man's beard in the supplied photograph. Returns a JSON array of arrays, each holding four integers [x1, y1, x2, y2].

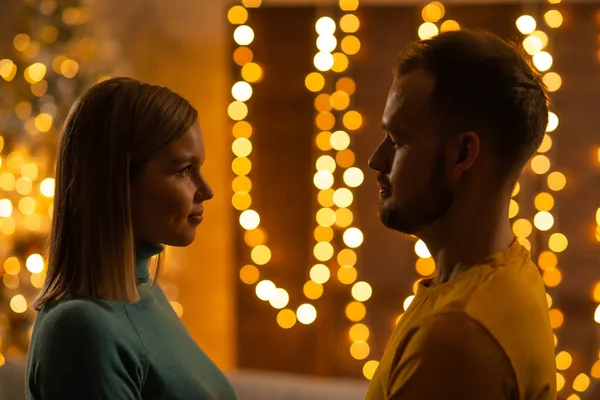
[[379, 159, 455, 235]]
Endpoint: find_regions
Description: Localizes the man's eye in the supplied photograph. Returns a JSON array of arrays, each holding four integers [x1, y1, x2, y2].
[[178, 166, 192, 176]]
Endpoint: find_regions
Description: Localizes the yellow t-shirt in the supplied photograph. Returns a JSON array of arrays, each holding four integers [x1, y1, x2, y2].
[[366, 240, 556, 400]]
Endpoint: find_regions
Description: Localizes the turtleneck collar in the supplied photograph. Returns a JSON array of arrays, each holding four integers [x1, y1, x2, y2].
[[135, 243, 164, 283]]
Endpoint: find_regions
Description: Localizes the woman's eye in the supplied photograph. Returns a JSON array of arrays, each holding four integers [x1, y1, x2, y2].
[[178, 166, 192, 176]]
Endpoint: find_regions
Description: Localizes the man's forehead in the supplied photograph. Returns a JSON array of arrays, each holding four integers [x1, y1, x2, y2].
[[383, 70, 434, 128]]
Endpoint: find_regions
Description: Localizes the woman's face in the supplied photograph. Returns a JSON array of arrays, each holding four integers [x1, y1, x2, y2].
[[130, 122, 213, 246]]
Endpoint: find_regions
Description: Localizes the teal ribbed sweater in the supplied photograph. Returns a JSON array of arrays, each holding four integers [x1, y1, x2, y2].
[[26, 245, 237, 400]]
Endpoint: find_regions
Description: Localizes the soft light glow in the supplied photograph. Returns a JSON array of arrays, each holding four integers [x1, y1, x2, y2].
[[0, 199, 13, 217], [233, 175, 252, 192], [269, 288, 290, 309], [316, 35, 337, 52], [314, 171, 334, 190], [440, 20, 460, 32], [297, 304, 317, 324], [534, 211, 554, 231], [350, 341, 370, 360], [414, 240, 431, 258], [346, 301, 366, 321], [251, 245, 271, 265], [316, 208, 336, 227], [314, 241, 334, 261], [314, 226, 334, 242], [25, 62, 47, 83], [532, 51, 553, 72], [316, 155, 336, 173], [338, 266, 358, 285], [330, 90, 350, 110], [304, 280, 324, 300], [557, 373, 565, 391], [555, 351, 572, 370], [421, 2, 445, 23], [343, 111, 362, 130], [352, 281, 373, 302], [318, 189, 335, 208], [26, 254, 44, 273], [591, 360, 600, 379], [240, 265, 260, 285], [338, 248, 357, 266], [234, 25, 255, 46], [544, 10, 563, 28], [349, 323, 370, 342], [10, 295, 27, 314], [509, 199, 519, 218], [404, 295, 415, 311], [340, 14, 360, 33], [543, 72, 562, 92], [255, 280, 276, 301], [547, 172, 566, 191], [60, 59, 79, 78], [241, 62, 263, 83], [228, 6, 248, 24], [343, 167, 364, 187], [547, 112, 559, 132], [418, 22, 439, 40], [228, 101, 249, 121], [543, 268, 562, 287], [232, 192, 252, 210], [332, 52, 349, 73], [4, 257, 20, 275], [416, 257, 436, 276], [549, 309, 564, 328], [363, 360, 379, 380], [336, 77, 356, 95], [240, 209, 260, 230], [330, 130, 351, 150], [549, 233, 568, 252], [305, 72, 325, 92], [277, 309, 296, 329], [538, 251, 558, 271], [343, 227, 364, 248], [513, 219, 533, 238], [333, 188, 353, 208], [522, 37, 543, 56], [233, 121, 252, 138], [339, 0, 359, 11], [594, 304, 600, 324], [572, 373, 590, 392], [531, 155, 551, 175], [516, 15, 537, 35], [335, 208, 353, 228], [232, 81, 253, 101], [232, 138, 252, 157], [341, 36, 360, 55], [315, 17, 336, 36], [310, 264, 331, 284], [317, 112, 335, 130]]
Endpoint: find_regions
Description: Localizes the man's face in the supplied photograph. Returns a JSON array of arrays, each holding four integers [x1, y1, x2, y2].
[[368, 70, 455, 235]]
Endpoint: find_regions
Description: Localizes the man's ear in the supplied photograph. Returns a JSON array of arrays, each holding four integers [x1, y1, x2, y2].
[[452, 131, 480, 181]]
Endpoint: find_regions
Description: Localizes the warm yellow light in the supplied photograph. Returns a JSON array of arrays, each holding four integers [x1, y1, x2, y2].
[[532, 51, 553, 72], [531, 155, 551, 175], [335, 208, 353, 228], [314, 52, 334, 71], [21, 163, 38, 180], [402, 295, 415, 311], [255, 280, 276, 301], [352, 281, 372, 302], [314, 241, 334, 261], [305, 72, 325, 92], [25, 63, 47, 84], [343, 227, 364, 248], [15, 101, 32, 119], [338, 149, 356, 168], [546, 293, 552, 308], [547, 171, 566, 191], [341, 36, 360, 55], [416, 257, 436, 276], [242, 0, 262, 7], [228, 5, 248, 24], [304, 280, 324, 300], [314, 171, 335, 191], [440, 20, 460, 32], [350, 341, 370, 360], [549, 233, 568, 252], [543, 268, 562, 287], [310, 264, 331, 284], [0, 59, 17, 82], [30, 272, 45, 289], [518, 237, 531, 251], [346, 301, 366, 321], [13, 33, 30, 52], [316, 207, 336, 227], [343, 167, 364, 188], [363, 360, 379, 380], [316, 156, 336, 173], [330, 90, 350, 110], [315, 94, 332, 112], [232, 138, 252, 158], [316, 112, 336, 130], [316, 35, 337, 53], [537, 134, 553, 153], [234, 25, 254, 46], [169, 301, 183, 318], [543, 72, 562, 92], [414, 240, 431, 258], [269, 288, 290, 309], [547, 112, 559, 132], [573, 373, 590, 392], [336, 77, 356, 95], [0, 217, 16, 235], [339, 0, 359, 11], [343, 111, 362, 131], [240, 265, 260, 284], [232, 157, 252, 175], [232, 176, 252, 193], [233, 193, 251, 213], [534, 211, 554, 231], [0, 199, 14, 218], [421, 2, 445, 23], [251, 245, 271, 265], [315, 17, 336, 36], [591, 360, 600, 379], [318, 189, 335, 208], [330, 130, 350, 151], [233, 121, 253, 138], [297, 304, 317, 324], [232, 81, 253, 102], [544, 10, 563, 28], [277, 309, 296, 329], [239, 209, 260, 230], [418, 22, 439, 40], [349, 323, 370, 342], [234, 47, 253, 66], [228, 101, 249, 121], [338, 266, 358, 285], [314, 226, 334, 242], [516, 15, 537, 35], [509, 199, 519, 218], [556, 373, 565, 391], [241, 62, 263, 83], [549, 308, 564, 328], [333, 188, 353, 208], [0, 172, 15, 191], [513, 219, 532, 238], [340, 14, 360, 33], [38, 177, 55, 197], [15, 177, 32, 195], [41, 26, 59, 44], [4, 257, 20, 275], [60, 59, 79, 78], [538, 251, 558, 271], [26, 254, 44, 273], [338, 248, 357, 266], [555, 351, 572, 370], [10, 295, 27, 314]]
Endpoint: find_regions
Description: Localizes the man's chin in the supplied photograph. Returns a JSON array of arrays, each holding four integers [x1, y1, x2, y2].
[[379, 205, 421, 235]]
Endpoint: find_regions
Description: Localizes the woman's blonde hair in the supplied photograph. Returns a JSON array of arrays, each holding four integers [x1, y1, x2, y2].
[[33, 77, 198, 309]]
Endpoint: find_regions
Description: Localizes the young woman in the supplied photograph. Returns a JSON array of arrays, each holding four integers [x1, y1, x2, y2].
[[26, 77, 237, 400]]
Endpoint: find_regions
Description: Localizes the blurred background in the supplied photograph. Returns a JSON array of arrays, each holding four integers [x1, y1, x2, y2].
[[0, 0, 598, 399]]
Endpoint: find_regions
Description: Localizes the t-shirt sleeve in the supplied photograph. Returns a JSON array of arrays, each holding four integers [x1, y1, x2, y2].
[[387, 312, 518, 400], [27, 302, 145, 400]]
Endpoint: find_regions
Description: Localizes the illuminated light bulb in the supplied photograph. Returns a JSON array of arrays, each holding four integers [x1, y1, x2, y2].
[[239, 209, 260, 230], [516, 15, 537, 35], [531, 155, 550, 175], [547, 112, 559, 132], [15, 177, 32, 195], [414, 240, 431, 258], [330, 90, 350, 110], [169, 301, 184, 318], [232, 138, 252, 157], [232, 175, 252, 192], [572, 374, 590, 393], [341, 36, 361, 55], [418, 22, 439, 40], [316, 112, 335, 130], [242, 0, 262, 7], [277, 309, 296, 329], [547, 172, 566, 191], [241, 62, 263, 83], [336, 149, 355, 168], [549, 308, 564, 328], [19, 197, 36, 215], [305, 72, 325, 92], [538, 251, 558, 271], [532, 51, 553, 72], [340, 14, 360, 33], [537, 134, 553, 153], [297, 304, 317, 324], [343, 111, 362, 130], [21, 163, 38, 180], [352, 281, 373, 302], [343, 227, 364, 248], [4, 257, 20, 275], [315, 17, 336, 36], [404, 295, 415, 311], [316, 35, 337, 52], [595, 304, 600, 324], [314, 225, 334, 242], [316, 131, 333, 151], [316, 208, 336, 227], [534, 211, 554, 231], [512, 219, 532, 238], [333, 188, 353, 208], [13, 33, 30, 51], [269, 288, 290, 309], [314, 241, 334, 261], [25, 62, 47, 83], [556, 373, 565, 391], [338, 266, 358, 285], [310, 264, 331, 284], [544, 10, 563, 28], [26, 254, 44, 273], [350, 341, 370, 360], [316, 155, 336, 173], [523, 35, 543, 56], [338, 248, 357, 266], [336, 77, 356, 95], [416, 257, 436, 276], [228, 101, 248, 121], [250, 245, 271, 265], [508, 199, 519, 218], [548, 233, 568, 253], [543, 268, 562, 287], [255, 280, 276, 301], [315, 94, 332, 112], [440, 20, 460, 32], [331, 52, 349, 73], [231, 81, 253, 101], [335, 207, 353, 228], [228, 5, 248, 24], [542, 73, 562, 92], [233, 121, 253, 138], [546, 293, 552, 308], [339, 0, 359, 11], [421, 2, 445, 23], [343, 167, 364, 187], [314, 171, 334, 190], [555, 351, 572, 370], [330, 130, 350, 150], [60, 59, 79, 78], [318, 189, 335, 207], [232, 192, 252, 210], [233, 25, 255, 46], [346, 301, 366, 322], [517, 237, 531, 251], [349, 323, 370, 342], [10, 295, 27, 314], [240, 265, 260, 285], [314, 52, 334, 71], [304, 280, 324, 300], [363, 360, 379, 380], [512, 182, 520, 197]]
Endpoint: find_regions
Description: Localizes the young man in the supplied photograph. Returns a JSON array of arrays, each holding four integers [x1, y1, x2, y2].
[[367, 30, 556, 399]]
